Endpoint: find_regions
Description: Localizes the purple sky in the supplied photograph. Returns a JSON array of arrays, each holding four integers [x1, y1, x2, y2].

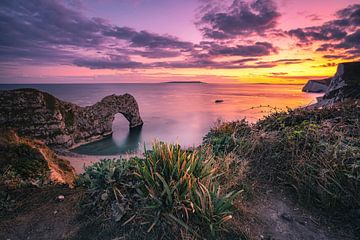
[[0, 0, 359, 83]]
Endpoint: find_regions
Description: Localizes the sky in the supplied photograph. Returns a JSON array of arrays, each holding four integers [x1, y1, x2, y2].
[[0, 0, 359, 84]]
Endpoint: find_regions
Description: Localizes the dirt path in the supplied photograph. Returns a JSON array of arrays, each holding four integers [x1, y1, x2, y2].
[[0, 186, 84, 240], [0, 186, 357, 240], [246, 189, 356, 240]]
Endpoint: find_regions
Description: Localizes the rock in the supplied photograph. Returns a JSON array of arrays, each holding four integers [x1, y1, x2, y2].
[[0, 89, 143, 148], [215, 99, 224, 103], [111, 201, 126, 222], [323, 62, 360, 101], [280, 212, 293, 222], [101, 192, 109, 201], [305, 62, 360, 108], [57, 195, 65, 201], [302, 78, 331, 93]]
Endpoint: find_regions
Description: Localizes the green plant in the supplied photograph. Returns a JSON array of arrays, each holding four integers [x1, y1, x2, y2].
[[0, 143, 49, 180], [135, 142, 238, 237], [64, 109, 75, 127], [191, 183, 239, 236], [213, 102, 360, 214], [203, 120, 251, 156], [78, 158, 139, 206], [43, 92, 56, 111]]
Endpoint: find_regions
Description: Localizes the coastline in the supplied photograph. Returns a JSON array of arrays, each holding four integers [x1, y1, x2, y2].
[[58, 151, 142, 174]]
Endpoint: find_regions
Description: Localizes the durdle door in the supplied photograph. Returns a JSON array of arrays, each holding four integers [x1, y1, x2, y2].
[[0, 88, 143, 148]]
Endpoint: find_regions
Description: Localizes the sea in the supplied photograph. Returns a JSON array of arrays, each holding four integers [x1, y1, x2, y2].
[[0, 83, 322, 155]]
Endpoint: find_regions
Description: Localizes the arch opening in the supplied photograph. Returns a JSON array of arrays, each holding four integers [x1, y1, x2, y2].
[[111, 113, 142, 153]]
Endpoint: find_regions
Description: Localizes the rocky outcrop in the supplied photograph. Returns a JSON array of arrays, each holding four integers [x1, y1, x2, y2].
[[304, 62, 360, 108], [323, 62, 360, 101], [302, 78, 331, 93], [0, 89, 143, 148]]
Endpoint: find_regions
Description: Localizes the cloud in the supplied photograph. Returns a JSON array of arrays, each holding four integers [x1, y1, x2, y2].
[[117, 48, 182, 59], [0, 0, 192, 68], [306, 14, 322, 21], [269, 72, 288, 76], [196, 0, 280, 39], [288, 4, 360, 59], [316, 29, 360, 59], [287, 27, 347, 43], [0, 0, 110, 65], [73, 55, 275, 70], [0, 0, 109, 65], [73, 55, 144, 69], [151, 60, 276, 69], [336, 4, 360, 27], [2, 0, 356, 74], [105, 27, 193, 50], [256, 58, 313, 65], [208, 42, 278, 56], [312, 62, 337, 68]]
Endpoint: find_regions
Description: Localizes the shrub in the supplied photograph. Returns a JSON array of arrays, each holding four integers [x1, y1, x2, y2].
[[78, 158, 140, 222], [203, 120, 251, 157], [79, 159, 133, 191], [135, 142, 239, 237], [0, 143, 49, 180], [206, 102, 360, 215]]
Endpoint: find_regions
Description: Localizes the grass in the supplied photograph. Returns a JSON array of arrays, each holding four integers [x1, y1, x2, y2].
[[0, 143, 49, 181], [135, 142, 239, 237], [204, 101, 360, 215], [78, 142, 241, 238], [77, 100, 359, 239]]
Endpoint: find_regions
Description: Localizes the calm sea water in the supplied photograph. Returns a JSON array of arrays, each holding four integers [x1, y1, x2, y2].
[[0, 83, 321, 155]]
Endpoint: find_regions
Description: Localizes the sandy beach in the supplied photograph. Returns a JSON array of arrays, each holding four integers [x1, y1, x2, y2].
[[59, 152, 142, 174]]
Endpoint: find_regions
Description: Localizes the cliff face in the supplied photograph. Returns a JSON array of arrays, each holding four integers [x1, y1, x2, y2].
[[0, 89, 143, 148], [304, 62, 360, 108], [302, 78, 331, 93], [323, 62, 360, 101]]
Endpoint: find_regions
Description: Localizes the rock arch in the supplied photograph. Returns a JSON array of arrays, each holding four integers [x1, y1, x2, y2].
[[0, 88, 143, 148]]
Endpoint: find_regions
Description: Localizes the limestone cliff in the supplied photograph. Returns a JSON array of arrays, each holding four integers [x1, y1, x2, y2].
[[304, 62, 360, 108], [302, 77, 331, 93], [323, 62, 360, 101], [0, 89, 143, 148]]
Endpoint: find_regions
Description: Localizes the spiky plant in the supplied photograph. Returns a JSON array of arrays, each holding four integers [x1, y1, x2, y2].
[[135, 142, 239, 237]]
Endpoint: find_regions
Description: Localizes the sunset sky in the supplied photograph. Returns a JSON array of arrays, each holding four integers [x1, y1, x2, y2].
[[0, 0, 359, 84]]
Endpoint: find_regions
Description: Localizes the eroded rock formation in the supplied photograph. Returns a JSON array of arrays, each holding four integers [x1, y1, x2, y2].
[[302, 77, 331, 93], [305, 62, 360, 108], [323, 62, 360, 101], [0, 89, 143, 148]]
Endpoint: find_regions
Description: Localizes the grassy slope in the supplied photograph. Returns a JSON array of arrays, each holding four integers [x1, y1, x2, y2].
[[204, 100, 360, 235], [1, 101, 359, 239], [0, 130, 77, 187]]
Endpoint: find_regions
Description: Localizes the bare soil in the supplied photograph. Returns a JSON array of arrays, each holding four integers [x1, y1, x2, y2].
[[0, 185, 357, 240], [244, 189, 357, 240]]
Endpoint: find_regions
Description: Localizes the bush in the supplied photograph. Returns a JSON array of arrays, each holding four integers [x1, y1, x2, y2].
[[205, 102, 360, 215], [135, 142, 239, 237], [203, 120, 251, 157], [78, 158, 140, 222], [252, 105, 360, 211], [0, 143, 49, 180]]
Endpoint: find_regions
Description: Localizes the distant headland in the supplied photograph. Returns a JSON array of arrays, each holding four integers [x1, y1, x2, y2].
[[162, 81, 206, 84]]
